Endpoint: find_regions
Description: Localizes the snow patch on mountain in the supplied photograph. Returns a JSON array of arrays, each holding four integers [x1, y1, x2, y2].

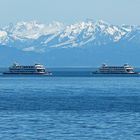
[[22, 46, 35, 52], [0, 30, 8, 44]]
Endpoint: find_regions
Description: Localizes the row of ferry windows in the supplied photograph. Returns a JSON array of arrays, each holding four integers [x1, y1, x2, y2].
[[100, 69, 126, 71], [102, 67, 130, 69], [13, 66, 43, 68], [13, 66, 35, 68], [10, 69, 45, 72], [10, 70, 36, 72], [100, 69, 128, 71], [11, 68, 35, 70], [101, 68, 131, 70]]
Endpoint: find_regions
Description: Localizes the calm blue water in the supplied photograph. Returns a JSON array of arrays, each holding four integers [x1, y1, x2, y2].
[[0, 76, 140, 140]]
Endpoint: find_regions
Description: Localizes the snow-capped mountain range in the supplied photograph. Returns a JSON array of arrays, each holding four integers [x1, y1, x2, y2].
[[0, 20, 140, 52], [0, 19, 140, 66]]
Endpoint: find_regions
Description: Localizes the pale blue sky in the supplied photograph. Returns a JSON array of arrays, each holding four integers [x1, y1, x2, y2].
[[0, 0, 140, 27]]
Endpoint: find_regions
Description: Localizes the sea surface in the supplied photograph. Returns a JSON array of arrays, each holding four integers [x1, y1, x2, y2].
[[0, 76, 140, 140]]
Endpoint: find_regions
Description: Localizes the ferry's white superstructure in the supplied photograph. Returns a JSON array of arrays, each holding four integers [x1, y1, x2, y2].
[[93, 64, 137, 74], [3, 63, 51, 75]]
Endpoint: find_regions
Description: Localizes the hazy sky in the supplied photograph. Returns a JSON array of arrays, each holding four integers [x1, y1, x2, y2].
[[0, 0, 140, 27]]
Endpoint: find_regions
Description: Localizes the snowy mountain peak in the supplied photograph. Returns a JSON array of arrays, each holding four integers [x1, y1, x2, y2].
[[3, 21, 65, 40], [96, 20, 109, 26]]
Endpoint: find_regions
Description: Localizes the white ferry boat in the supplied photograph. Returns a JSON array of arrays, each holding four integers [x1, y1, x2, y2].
[[92, 64, 139, 75], [3, 63, 52, 75]]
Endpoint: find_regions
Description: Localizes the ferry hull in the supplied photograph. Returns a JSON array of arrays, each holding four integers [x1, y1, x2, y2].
[[91, 73, 140, 77], [3, 72, 52, 76]]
